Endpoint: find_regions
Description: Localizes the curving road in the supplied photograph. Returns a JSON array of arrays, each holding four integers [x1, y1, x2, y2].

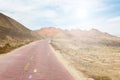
[[0, 39, 74, 80]]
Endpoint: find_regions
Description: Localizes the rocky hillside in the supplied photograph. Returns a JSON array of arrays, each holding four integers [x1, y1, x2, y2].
[[36, 27, 71, 38], [46, 28, 120, 80], [0, 13, 40, 54], [37, 27, 120, 47], [0, 13, 39, 40]]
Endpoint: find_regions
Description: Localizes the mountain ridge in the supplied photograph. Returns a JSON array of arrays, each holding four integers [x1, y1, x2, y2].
[[36, 27, 117, 38], [37, 27, 120, 47], [0, 13, 39, 40]]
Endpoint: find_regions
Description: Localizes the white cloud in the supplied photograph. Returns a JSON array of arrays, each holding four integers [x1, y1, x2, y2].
[[0, 0, 104, 24], [107, 16, 120, 22], [0, 0, 119, 36]]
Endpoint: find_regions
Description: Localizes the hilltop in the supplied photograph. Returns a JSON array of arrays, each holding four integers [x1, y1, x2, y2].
[[0, 13, 39, 40], [37, 27, 120, 80], [0, 13, 40, 54]]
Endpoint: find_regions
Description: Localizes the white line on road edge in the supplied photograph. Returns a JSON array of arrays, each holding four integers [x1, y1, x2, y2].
[[49, 44, 88, 80]]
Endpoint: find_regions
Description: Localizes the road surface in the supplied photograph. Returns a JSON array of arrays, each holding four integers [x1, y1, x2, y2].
[[0, 39, 74, 80]]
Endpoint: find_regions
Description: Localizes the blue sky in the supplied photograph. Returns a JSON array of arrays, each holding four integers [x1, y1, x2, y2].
[[0, 0, 120, 36]]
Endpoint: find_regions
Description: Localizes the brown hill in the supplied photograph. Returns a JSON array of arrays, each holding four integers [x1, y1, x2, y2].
[[48, 28, 120, 80], [36, 27, 68, 38], [37, 27, 120, 46], [67, 28, 114, 38], [68, 29, 120, 46], [0, 13, 39, 40]]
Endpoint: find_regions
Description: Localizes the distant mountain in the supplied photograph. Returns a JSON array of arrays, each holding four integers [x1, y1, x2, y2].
[[67, 28, 113, 38], [69, 29, 120, 46], [36, 27, 68, 38], [37, 27, 116, 38], [0, 13, 39, 40], [37, 27, 120, 47]]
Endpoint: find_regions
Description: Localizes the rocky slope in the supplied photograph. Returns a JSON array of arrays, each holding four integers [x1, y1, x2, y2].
[[0, 13, 39, 40]]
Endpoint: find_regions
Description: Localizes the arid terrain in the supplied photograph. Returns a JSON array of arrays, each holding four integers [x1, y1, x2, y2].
[[37, 27, 120, 80], [0, 40, 74, 80], [0, 13, 40, 54], [0, 13, 75, 80], [0, 13, 120, 80]]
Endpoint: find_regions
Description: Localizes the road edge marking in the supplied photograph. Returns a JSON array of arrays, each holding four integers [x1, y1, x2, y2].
[[49, 44, 87, 80]]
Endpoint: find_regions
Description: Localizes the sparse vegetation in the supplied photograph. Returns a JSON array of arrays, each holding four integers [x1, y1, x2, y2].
[[38, 27, 120, 80], [91, 75, 111, 80], [0, 40, 33, 54], [0, 13, 41, 54], [51, 38, 120, 80]]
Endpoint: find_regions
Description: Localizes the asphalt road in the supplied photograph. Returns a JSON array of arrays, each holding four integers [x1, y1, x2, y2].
[[0, 39, 74, 80]]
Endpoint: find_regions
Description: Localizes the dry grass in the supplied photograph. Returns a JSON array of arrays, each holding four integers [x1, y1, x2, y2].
[[51, 39, 120, 80], [0, 40, 33, 54]]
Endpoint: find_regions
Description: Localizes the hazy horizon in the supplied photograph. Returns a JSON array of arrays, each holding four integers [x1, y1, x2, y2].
[[0, 0, 120, 36]]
